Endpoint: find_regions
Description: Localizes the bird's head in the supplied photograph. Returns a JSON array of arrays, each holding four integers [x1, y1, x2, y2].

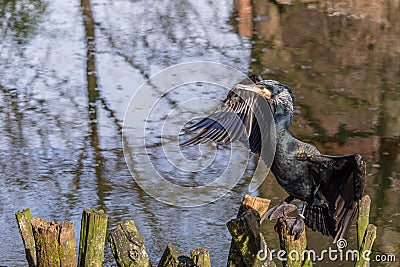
[[256, 80, 294, 129], [235, 79, 294, 130], [256, 80, 294, 108], [239, 79, 294, 112]]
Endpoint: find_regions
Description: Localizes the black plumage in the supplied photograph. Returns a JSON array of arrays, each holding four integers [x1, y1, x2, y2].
[[181, 76, 366, 242]]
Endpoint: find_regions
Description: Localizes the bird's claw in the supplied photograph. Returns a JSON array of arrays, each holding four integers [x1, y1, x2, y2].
[[261, 202, 297, 223]]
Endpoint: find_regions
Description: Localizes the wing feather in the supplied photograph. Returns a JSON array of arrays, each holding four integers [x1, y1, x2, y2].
[[303, 154, 366, 241], [180, 84, 273, 155]]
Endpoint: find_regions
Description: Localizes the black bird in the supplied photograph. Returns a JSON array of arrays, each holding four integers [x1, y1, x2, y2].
[[181, 76, 366, 242]]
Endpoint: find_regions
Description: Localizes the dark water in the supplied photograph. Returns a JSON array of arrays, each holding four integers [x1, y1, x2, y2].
[[0, 0, 399, 266]]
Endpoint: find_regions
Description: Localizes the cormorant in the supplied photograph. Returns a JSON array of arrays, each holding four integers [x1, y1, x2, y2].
[[181, 75, 366, 242]]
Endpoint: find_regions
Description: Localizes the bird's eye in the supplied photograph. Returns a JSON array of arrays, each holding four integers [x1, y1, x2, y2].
[[258, 85, 265, 90]]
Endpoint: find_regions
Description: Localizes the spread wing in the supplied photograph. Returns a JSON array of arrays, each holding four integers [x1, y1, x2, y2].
[[180, 84, 274, 155], [303, 154, 366, 242]]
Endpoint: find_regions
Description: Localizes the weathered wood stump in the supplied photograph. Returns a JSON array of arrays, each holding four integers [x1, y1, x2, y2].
[[190, 248, 211, 267], [157, 244, 212, 267], [16, 209, 76, 267], [108, 219, 151, 267], [78, 209, 108, 267], [227, 209, 268, 267], [60, 222, 77, 267], [239, 194, 271, 217], [15, 208, 37, 267], [227, 194, 275, 267], [157, 243, 189, 267], [275, 217, 312, 267], [355, 224, 377, 267], [31, 218, 61, 267], [355, 195, 377, 267], [30, 218, 77, 267], [357, 195, 371, 249]]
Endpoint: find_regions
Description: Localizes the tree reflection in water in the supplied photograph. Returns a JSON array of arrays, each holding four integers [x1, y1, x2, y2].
[[0, 0, 398, 266]]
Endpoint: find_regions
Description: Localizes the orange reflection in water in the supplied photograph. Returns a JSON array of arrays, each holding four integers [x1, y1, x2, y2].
[[235, 0, 253, 37]]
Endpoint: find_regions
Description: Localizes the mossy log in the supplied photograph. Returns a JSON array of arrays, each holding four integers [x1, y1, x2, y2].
[[355, 224, 377, 267], [190, 248, 211, 267], [15, 208, 37, 267], [108, 219, 151, 267], [227, 194, 272, 267], [357, 195, 371, 249], [275, 217, 312, 267], [78, 209, 108, 267]]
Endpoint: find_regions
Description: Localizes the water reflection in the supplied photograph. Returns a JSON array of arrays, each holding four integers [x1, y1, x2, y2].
[[0, 0, 47, 44], [248, 0, 400, 264], [0, 0, 399, 266]]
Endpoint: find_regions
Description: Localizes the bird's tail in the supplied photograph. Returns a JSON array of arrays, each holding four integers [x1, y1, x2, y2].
[[303, 204, 336, 237], [303, 199, 358, 243], [332, 154, 365, 242], [332, 196, 358, 243]]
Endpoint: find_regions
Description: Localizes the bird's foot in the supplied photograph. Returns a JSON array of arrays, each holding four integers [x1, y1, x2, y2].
[[285, 216, 305, 240], [261, 202, 297, 223]]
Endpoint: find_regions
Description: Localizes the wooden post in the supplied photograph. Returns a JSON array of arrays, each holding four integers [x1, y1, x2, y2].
[[227, 194, 272, 267], [355, 224, 377, 267], [275, 217, 312, 267], [60, 222, 77, 267], [16, 210, 76, 267], [355, 195, 377, 267], [78, 209, 108, 267], [227, 209, 275, 267], [108, 219, 151, 267], [15, 208, 37, 267], [31, 218, 61, 267], [157, 243, 190, 267], [227, 239, 245, 267], [357, 195, 371, 249], [190, 248, 211, 267], [239, 194, 271, 217]]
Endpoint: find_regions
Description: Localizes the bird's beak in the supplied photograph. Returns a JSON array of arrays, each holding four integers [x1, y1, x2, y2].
[[257, 86, 272, 99], [234, 84, 272, 100], [247, 85, 272, 99]]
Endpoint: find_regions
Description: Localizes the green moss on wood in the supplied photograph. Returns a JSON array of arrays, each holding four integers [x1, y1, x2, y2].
[[158, 244, 188, 267], [190, 248, 211, 267], [275, 217, 311, 267], [15, 208, 37, 267], [228, 195, 274, 267], [108, 219, 150, 267], [60, 222, 76, 267], [355, 224, 377, 267], [357, 195, 371, 249], [227, 210, 272, 267], [78, 209, 108, 267], [31, 218, 61, 267]]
